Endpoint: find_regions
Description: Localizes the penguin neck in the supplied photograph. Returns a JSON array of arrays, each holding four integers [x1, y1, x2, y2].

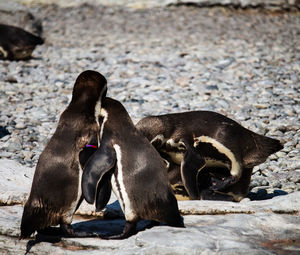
[[100, 97, 135, 137], [67, 100, 98, 118]]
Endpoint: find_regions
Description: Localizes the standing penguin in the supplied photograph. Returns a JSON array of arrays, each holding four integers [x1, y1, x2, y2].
[[136, 111, 283, 202], [20, 70, 107, 238], [82, 97, 184, 239]]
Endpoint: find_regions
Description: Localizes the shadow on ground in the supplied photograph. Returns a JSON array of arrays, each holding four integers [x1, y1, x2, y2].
[[248, 189, 288, 200]]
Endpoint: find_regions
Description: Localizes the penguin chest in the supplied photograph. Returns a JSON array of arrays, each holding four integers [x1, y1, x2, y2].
[[165, 151, 230, 169], [161, 138, 186, 165], [111, 144, 137, 221], [62, 164, 83, 223], [166, 151, 184, 165], [194, 136, 242, 177], [161, 137, 240, 177]]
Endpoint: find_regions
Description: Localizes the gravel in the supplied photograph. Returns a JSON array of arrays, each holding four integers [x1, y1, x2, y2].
[[0, 3, 299, 198]]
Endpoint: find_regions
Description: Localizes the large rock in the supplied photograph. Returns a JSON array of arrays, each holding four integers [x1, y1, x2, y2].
[[0, 159, 33, 205], [0, 159, 299, 254], [0, 193, 299, 254]]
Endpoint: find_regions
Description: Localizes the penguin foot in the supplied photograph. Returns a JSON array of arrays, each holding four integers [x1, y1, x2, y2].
[[38, 225, 98, 238], [60, 224, 75, 237], [140, 221, 160, 232], [37, 227, 62, 236], [100, 221, 137, 240], [60, 224, 99, 238]]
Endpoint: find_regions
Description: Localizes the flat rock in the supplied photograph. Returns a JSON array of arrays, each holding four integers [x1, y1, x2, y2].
[[0, 192, 299, 254], [0, 159, 33, 205], [1, 159, 299, 253], [179, 191, 300, 215]]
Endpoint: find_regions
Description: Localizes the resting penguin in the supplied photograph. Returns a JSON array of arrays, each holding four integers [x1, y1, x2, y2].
[[82, 97, 184, 239], [0, 24, 44, 60], [136, 111, 283, 202], [20, 70, 107, 238]]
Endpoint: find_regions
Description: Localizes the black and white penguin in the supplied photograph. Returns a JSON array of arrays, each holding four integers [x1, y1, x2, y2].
[[136, 111, 283, 202], [82, 97, 184, 239], [20, 70, 107, 238], [0, 24, 44, 60]]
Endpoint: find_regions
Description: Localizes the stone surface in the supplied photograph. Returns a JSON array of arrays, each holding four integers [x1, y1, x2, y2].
[[0, 159, 33, 205], [0, 2, 299, 254], [0, 193, 299, 254], [0, 159, 299, 253], [1, 2, 299, 196], [11, 0, 300, 9]]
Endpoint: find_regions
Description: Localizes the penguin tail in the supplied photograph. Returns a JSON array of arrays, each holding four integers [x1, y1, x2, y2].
[[243, 132, 284, 168], [164, 191, 185, 228], [20, 199, 58, 239], [20, 205, 37, 239]]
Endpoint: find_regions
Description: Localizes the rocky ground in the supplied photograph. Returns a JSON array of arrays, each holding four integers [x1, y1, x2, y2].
[[0, 1, 299, 254], [0, 1, 299, 197], [0, 158, 300, 254]]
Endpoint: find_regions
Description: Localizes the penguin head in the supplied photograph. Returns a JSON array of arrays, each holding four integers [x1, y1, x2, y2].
[[71, 70, 107, 107], [69, 70, 108, 151]]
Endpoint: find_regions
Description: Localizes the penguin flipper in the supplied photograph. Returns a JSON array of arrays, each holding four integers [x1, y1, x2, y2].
[[82, 142, 116, 205], [181, 146, 205, 200], [95, 172, 112, 211]]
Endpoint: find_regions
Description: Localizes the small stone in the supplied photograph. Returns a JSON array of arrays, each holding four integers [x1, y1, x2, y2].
[[216, 58, 235, 69], [271, 180, 282, 189], [176, 77, 189, 87], [0, 151, 13, 158], [22, 151, 33, 161], [254, 104, 268, 109], [15, 123, 26, 129], [240, 198, 251, 203], [275, 151, 286, 158], [4, 76, 17, 83]]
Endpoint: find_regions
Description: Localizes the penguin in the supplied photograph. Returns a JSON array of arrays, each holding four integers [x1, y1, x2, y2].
[[135, 111, 283, 202], [20, 70, 107, 238], [82, 97, 184, 239], [0, 24, 43, 60]]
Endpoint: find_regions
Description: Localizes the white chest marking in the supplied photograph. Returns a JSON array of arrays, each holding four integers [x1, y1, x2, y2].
[[94, 99, 101, 145], [94, 99, 101, 126], [167, 151, 184, 165], [204, 158, 230, 168], [194, 136, 241, 177], [150, 134, 166, 145], [112, 144, 136, 221], [164, 139, 185, 165], [0, 47, 8, 58], [99, 108, 108, 142], [94, 84, 107, 145], [166, 138, 185, 149]]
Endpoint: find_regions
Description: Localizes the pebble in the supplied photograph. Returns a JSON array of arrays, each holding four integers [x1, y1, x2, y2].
[[0, 4, 299, 197], [15, 123, 26, 129]]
